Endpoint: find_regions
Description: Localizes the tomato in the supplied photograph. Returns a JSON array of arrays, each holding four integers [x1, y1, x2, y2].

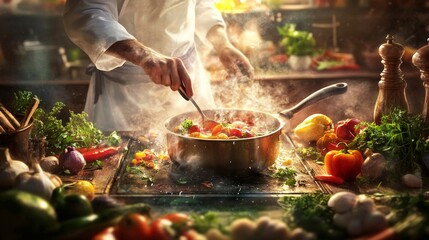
[[188, 125, 201, 134], [150, 218, 175, 240], [114, 213, 151, 240], [158, 213, 192, 234], [229, 128, 243, 138]]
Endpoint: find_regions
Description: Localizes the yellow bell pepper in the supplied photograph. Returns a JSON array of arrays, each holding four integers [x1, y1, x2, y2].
[[293, 113, 333, 142]]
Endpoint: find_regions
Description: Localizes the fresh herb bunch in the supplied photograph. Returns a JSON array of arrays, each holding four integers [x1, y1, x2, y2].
[[18, 91, 121, 155], [11, 91, 38, 116], [65, 111, 104, 147], [349, 108, 429, 175], [278, 192, 347, 239], [277, 23, 318, 56], [32, 102, 68, 155]]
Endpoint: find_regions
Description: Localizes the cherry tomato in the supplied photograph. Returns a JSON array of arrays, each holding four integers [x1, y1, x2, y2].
[[114, 213, 151, 240], [150, 218, 175, 240], [229, 128, 243, 138], [188, 125, 201, 134]]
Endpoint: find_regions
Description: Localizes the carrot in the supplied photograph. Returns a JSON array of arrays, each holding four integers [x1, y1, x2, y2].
[[355, 227, 396, 240]]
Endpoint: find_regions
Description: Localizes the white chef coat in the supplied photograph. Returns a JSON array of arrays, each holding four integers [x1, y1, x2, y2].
[[63, 0, 225, 131]]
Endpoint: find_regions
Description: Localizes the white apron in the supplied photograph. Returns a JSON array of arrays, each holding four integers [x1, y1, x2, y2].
[[85, 48, 215, 131], [63, 0, 224, 131]]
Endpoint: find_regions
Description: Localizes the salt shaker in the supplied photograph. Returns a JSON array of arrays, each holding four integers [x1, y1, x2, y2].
[[373, 35, 409, 124], [412, 38, 429, 125]]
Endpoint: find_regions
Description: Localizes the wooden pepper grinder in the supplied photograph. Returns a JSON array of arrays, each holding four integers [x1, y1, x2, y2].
[[412, 38, 429, 125], [373, 35, 409, 124]]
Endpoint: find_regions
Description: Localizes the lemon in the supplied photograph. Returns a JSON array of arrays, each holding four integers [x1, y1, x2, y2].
[[68, 180, 95, 201]]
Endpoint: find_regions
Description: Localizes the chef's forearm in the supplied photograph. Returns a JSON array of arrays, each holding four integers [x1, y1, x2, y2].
[[106, 39, 150, 66], [206, 24, 234, 52]]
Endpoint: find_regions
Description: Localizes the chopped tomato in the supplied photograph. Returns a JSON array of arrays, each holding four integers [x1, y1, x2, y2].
[[229, 128, 243, 138], [114, 213, 151, 240], [188, 125, 201, 134], [314, 174, 344, 185], [211, 124, 223, 136], [242, 129, 254, 138], [203, 121, 219, 131]]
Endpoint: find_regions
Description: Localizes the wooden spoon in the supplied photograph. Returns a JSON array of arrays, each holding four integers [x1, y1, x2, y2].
[[20, 97, 40, 129]]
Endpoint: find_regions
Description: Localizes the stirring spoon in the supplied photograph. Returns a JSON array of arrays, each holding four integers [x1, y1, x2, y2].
[[178, 85, 219, 130]]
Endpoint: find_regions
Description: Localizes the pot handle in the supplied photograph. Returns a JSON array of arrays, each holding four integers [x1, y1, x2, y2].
[[279, 82, 348, 119]]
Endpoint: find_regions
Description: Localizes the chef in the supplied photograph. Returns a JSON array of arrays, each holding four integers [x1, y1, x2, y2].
[[63, 0, 254, 131]]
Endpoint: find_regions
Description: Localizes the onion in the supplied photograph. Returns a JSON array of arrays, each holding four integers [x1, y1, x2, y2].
[[59, 146, 86, 174]]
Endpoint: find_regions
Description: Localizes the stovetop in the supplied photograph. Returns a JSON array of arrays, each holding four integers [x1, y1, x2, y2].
[[110, 133, 323, 197]]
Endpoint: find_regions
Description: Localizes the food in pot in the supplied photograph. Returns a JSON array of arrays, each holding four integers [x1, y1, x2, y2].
[[174, 118, 270, 139]]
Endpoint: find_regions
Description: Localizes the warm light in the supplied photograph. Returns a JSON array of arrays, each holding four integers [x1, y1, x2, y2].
[[215, 0, 250, 13]]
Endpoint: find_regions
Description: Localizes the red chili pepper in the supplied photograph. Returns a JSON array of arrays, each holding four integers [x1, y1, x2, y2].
[[80, 146, 121, 163], [314, 174, 344, 185]]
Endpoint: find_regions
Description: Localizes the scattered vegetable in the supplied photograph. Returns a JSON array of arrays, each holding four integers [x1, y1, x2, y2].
[[80, 146, 121, 163], [14, 161, 63, 200], [314, 174, 344, 185], [294, 113, 333, 142], [328, 193, 388, 237], [0, 190, 58, 239], [334, 118, 361, 142], [40, 155, 61, 173], [273, 167, 298, 187], [59, 146, 86, 174], [349, 108, 429, 177], [361, 148, 386, 180], [0, 147, 29, 189], [324, 145, 364, 181]]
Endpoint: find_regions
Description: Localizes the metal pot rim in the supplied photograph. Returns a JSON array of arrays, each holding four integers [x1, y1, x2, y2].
[[163, 108, 286, 141]]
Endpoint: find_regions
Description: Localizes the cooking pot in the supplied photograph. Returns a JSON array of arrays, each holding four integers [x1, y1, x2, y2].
[[164, 82, 347, 176]]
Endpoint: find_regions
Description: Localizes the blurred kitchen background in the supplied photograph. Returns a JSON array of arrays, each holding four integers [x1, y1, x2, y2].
[[1, 0, 429, 128]]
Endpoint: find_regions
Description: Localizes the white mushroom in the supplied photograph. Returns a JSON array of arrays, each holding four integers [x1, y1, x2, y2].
[[328, 192, 357, 213], [402, 174, 422, 188]]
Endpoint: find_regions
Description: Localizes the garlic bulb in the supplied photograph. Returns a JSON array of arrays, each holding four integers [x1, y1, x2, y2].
[[15, 162, 63, 200], [0, 147, 29, 189]]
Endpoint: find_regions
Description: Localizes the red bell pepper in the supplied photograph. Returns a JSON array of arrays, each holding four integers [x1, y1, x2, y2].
[[324, 147, 364, 181], [79, 146, 121, 163]]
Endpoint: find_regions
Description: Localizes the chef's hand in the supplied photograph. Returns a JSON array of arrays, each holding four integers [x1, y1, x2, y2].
[[207, 25, 254, 80], [217, 45, 254, 80], [106, 39, 193, 97]]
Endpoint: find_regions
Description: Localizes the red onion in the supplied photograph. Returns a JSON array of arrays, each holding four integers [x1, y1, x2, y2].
[[59, 146, 86, 174]]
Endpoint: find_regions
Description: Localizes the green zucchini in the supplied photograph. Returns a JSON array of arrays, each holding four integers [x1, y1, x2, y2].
[[43, 202, 151, 240]]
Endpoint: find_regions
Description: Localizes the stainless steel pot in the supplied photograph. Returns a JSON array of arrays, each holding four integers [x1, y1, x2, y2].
[[164, 82, 348, 175]]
